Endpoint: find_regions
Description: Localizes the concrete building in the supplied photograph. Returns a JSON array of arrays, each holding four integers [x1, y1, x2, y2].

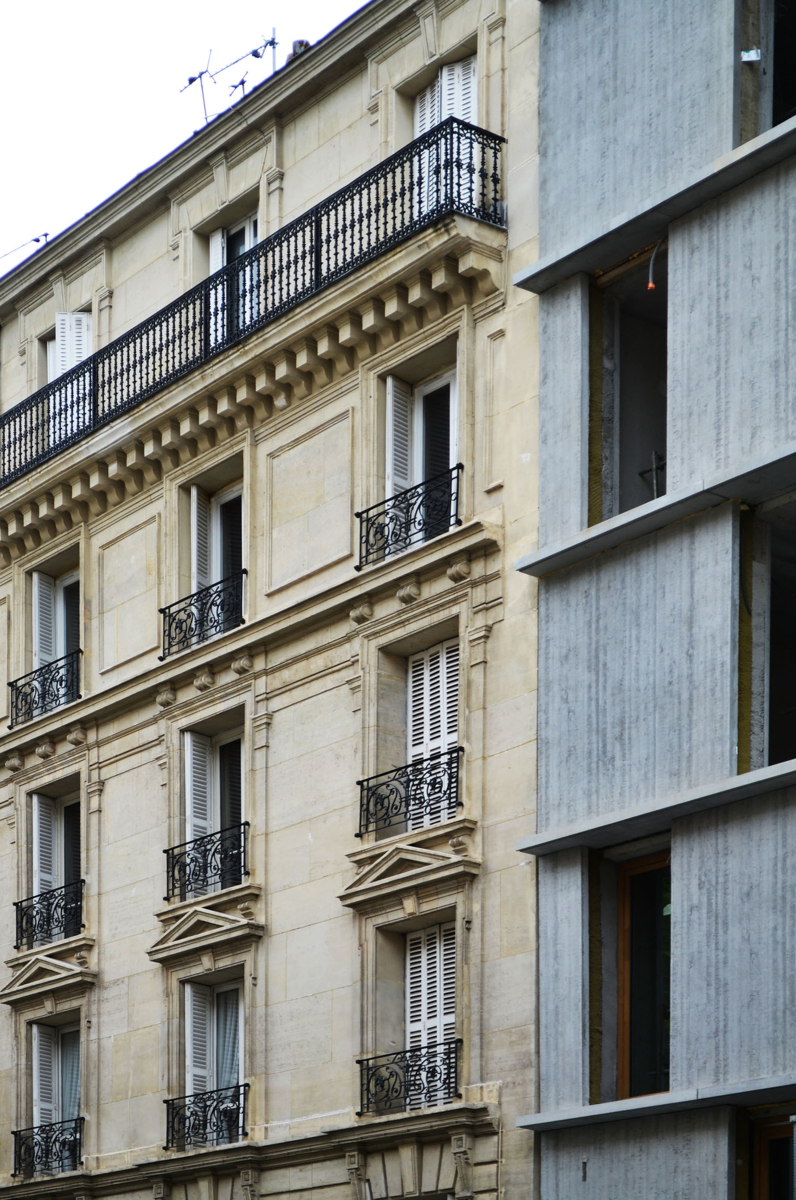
[[0, 3, 538, 1200], [515, 2, 796, 1198]]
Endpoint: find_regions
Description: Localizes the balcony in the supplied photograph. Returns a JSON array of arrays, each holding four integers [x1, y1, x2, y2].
[[356, 747, 463, 837], [12, 1117, 83, 1177], [8, 649, 81, 729], [356, 464, 463, 569], [357, 1039, 461, 1115], [14, 880, 84, 950], [159, 570, 246, 660], [164, 1083, 248, 1150], [0, 119, 505, 493], [164, 823, 249, 900]]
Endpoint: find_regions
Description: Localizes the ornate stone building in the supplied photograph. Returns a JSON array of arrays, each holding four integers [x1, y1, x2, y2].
[[0, 3, 538, 1200]]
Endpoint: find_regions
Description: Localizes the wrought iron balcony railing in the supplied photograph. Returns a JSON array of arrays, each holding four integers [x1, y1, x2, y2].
[[0, 118, 505, 492], [159, 570, 246, 659], [164, 823, 249, 900], [164, 1083, 249, 1150], [355, 464, 463, 569], [8, 649, 81, 729], [13, 1117, 83, 1177], [356, 747, 463, 837], [357, 1039, 462, 1115], [15, 880, 84, 950]]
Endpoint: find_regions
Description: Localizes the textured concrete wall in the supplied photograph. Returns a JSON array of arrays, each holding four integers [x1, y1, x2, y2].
[[538, 849, 589, 1110], [538, 274, 589, 546], [671, 789, 796, 1089], [538, 504, 739, 831], [539, 0, 739, 256], [668, 153, 796, 491], [541, 1107, 734, 1200]]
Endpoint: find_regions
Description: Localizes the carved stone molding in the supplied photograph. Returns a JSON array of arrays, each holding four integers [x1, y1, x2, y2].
[[350, 598, 373, 625], [231, 653, 254, 675], [397, 576, 421, 605], [346, 1151, 366, 1200], [339, 842, 480, 913], [0, 950, 97, 1009], [34, 740, 55, 759], [447, 555, 470, 583], [66, 723, 87, 746], [148, 898, 264, 965], [86, 779, 105, 813], [193, 667, 215, 692], [451, 1132, 475, 1199], [156, 684, 177, 708], [4, 753, 23, 773], [240, 1170, 259, 1200]]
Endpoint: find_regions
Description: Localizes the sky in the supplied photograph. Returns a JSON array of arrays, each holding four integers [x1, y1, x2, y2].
[[0, 0, 367, 279]]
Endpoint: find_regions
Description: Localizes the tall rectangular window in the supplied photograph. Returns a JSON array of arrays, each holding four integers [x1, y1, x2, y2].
[[405, 922, 457, 1109], [31, 794, 81, 943], [406, 639, 460, 830], [185, 981, 243, 1094], [32, 1023, 80, 1128], [183, 731, 244, 895], [32, 570, 80, 668], [618, 853, 671, 1098], [190, 484, 243, 592]]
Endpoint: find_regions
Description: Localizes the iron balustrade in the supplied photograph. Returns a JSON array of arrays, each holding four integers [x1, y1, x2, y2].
[[8, 649, 81, 729], [164, 1083, 249, 1150], [0, 119, 505, 492], [164, 823, 249, 900], [357, 1039, 462, 1115], [159, 570, 246, 659], [12, 1117, 83, 1177], [14, 880, 84, 950], [355, 464, 462, 569], [356, 747, 463, 837]]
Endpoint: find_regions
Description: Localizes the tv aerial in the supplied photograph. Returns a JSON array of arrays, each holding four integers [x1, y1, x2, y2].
[[181, 32, 277, 124]]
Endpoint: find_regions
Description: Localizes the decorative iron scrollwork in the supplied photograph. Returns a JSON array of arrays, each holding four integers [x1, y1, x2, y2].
[[357, 748, 463, 836], [0, 119, 504, 492], [164, 824, 249, 900], [164, 1083, 249, 1150], [8, 650, 81, 729], [357, 1040, 461, 1115], [13, 1118, 83, 1177], [14, 880, 84, 950], [355, 465, 462, 569], [159, 570, 246, 659]]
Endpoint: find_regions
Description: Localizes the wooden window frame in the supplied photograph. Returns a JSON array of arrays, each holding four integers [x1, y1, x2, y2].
[[617, 850, 671, 1100], [753, 1114, 794, 1200]]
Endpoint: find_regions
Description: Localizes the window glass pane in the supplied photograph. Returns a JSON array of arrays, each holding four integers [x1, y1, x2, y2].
[[767, 1133, 793, 1200], [59, 1029, 80, 1121], [215, 988, 240, 1090], [629, 863, 671, 1096], [62, 580, 80, 655], [226, 228, 247, 261]]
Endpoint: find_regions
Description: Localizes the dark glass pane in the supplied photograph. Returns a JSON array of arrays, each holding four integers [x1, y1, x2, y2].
[[226, 228, 247, 260], [62, 802, 81, 886], [62, 581, 80, 655], [423, 385, 450, 480], [768, 1134, 793, 1200], [774, 1, 796, 127], [219, 740, 242, 890], [629, 864, 671, 1096], [220, 496, 243, 578]]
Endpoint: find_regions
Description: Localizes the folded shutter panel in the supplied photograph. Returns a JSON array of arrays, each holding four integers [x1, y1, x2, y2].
[[414, 77, 440, 137], [33, 794, 57, 896], [407, 639, 460, 761], [32, 1024, 58, 1126], [185, 982, 212, 1096], [209, 229, 227, 274], [439, 57, 477, 124], [406, 930, 426, 1049], [405, 922, 456, 1049], [33, 571, 56, 667], [53, 313, 92, 378], [185, 732, 215, 842], [386, 376, 414, 498], [71, 313, 92, 366], [459, 56, 477, 124], [440, 922, 457, 1042], [191, 486, 212, 591], [59, 1029, 80, 1122], [53, 314, 72, 380]]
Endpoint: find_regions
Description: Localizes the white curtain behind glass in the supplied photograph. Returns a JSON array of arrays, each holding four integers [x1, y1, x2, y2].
[[59, 1029, 80, 1121], [215, 988, 240, 1090]]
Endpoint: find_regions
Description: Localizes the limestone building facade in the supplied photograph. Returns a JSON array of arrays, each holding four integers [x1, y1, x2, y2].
[[0, 3, 538, 1200], [516, 1, 796, 1197]]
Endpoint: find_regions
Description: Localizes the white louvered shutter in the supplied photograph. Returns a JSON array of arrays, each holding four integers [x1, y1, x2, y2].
[[209, 229, 226, 274], [439, 57, 477, 124], [53, 313, 92, 379], [33, 794, 57, 896], [414, 77, 440, 137], [405, 922, 457, 1108], [186, 983, 212, 1096], [408, 640, 460, 828], [33, 1024, 58, 1126], [191, 486, 212, 591], [386, 376, 414, 498], [185, 732, 215, 841], [32, 571, 57, 667]]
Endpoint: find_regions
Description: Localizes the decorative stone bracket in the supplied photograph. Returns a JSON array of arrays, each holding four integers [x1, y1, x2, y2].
[[451, 1132, 474, 1200]]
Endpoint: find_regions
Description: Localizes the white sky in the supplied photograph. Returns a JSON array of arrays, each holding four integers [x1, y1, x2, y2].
[[0, 0, 367, 279]]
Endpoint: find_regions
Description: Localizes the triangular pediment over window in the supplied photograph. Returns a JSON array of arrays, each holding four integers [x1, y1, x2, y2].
[[339, 842, 480, 913], [0, 953, 96, 1008], [148, 904, 264, 966]]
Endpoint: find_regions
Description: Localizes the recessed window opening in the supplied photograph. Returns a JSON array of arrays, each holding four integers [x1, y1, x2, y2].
[[766, 519, 796, 765], [747, 1108, 795, 1199], [33, 569, 79, 669], [618, 853, 671, 1099], [209, 214, 258, 274], [414, 56, 477, 135], [175, 729, 244, 899], [24, 793, 81, 947], [191, 482, 243, 592], [590, 250, 668, 520], [179, 979, 245, 1146], [41, 312, 93, 386], [773, 0, 796, 126]]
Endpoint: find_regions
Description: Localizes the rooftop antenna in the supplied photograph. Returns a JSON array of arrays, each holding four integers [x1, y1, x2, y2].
[[0, 233, 50, 262], [229, 74, 248, 99], [181, 50, 213, 124], [181, 33, 278, 123]]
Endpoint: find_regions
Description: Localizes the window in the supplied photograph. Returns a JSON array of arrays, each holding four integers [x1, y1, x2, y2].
[[405, 922, 457, 1108], [208, 215, 259, 348], [33, 570, 80, 670], [182, 980, 245, 1144], [190, 483, 243, 594], [384, 372, 458, 550], [414, 57, 477, 134], [32, 1022, 80, 1134], [208, 214, 259, 273], [589, 251, 668, 520], [407, 639, 460, 830], [32, 794, 81, 931], [179, 731, 244, 897], [44, 313, 92, 384], [752, 1112, 794, 1199], [617, 853, 671, 1098]]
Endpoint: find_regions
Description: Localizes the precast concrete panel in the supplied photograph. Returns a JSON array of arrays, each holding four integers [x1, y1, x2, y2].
[[670, 790, 796, 1090], [539, 0, 738, 257], [538, 504, 738, 831], [541, 1107, 734, 1200], [538, 848, 590, 1110], [539, 274, 589, 547], [668, 154, 796, 491]]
